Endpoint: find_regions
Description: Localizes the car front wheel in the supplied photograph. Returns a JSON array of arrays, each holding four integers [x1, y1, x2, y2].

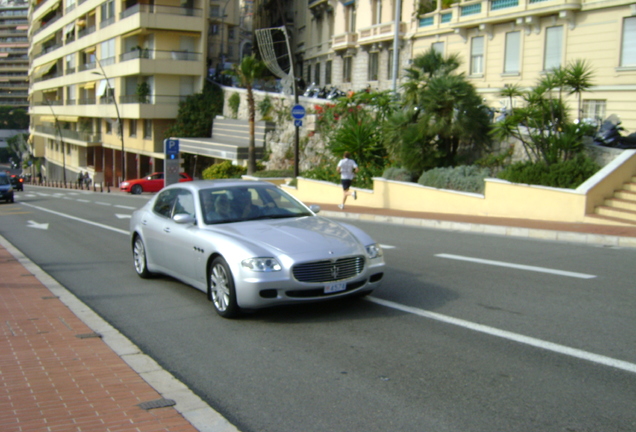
[[132, 235, 153, 278], [131, 184, 143, 194], [208, 257, 239, 318]]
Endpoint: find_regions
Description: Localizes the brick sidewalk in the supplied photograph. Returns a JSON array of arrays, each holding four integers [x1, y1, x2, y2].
[[0, 245, 201, 432]]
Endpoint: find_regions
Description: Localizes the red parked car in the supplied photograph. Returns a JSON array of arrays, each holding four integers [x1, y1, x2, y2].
[[120, 172, 193, 194]]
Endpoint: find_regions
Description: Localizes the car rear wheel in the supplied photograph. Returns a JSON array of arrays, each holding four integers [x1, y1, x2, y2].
[[131, 184, 143, 195], [133, 235, 153, 278], [208, 257, 239, 318]]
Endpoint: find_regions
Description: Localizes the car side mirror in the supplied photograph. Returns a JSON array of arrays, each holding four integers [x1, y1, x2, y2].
[[309, 204, 321, 214], [173, 213, 196, 224]]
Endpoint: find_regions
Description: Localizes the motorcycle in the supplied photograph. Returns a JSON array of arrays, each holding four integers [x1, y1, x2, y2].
[[326, 87, 346, 100], [593, 114, 636, 149]]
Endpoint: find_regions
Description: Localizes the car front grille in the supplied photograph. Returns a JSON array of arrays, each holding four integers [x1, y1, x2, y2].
[[292, 256, 365, 283]]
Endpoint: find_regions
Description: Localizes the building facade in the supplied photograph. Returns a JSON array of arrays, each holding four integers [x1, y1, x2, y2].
[[0, 0, 29, 109], [28, 0, 208, 185]]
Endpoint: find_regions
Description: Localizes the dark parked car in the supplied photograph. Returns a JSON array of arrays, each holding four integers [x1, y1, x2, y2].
[[10, 174, 24, 191], [0, 173, 14, 203]]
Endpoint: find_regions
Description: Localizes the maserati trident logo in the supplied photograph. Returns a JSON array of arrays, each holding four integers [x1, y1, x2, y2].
[[331, 264, 339, 280]]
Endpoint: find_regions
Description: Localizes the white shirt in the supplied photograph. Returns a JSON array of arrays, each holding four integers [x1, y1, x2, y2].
[[337, 158, 358, 180]]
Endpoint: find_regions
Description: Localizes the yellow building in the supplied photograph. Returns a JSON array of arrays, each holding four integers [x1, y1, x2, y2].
[[29, 0, 208, 185], [411, 0, 636, 130]]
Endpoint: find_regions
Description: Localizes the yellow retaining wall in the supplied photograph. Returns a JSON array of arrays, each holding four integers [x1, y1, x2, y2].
[[282, 150, 636, 224]]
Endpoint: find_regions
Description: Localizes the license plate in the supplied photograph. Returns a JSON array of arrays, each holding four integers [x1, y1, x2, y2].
[[324, 282, 347, 294]]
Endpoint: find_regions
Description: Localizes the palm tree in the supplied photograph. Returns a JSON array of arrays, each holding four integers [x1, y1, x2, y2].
[[499, 83, 523, 114], [564, 59, 594, 122], [228, 55, 267, 174]]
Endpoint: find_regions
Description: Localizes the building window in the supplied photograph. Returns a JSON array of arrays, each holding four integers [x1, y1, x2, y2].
[[144, 119, 152, 139], [470, 36, 484, 75], [315, 63, 320, 85], [432, 42, 444, 55], [100, 0, 115, 27], [346, 4, 356, 32], [582, 100, 606, 125], [325, 60, 332, 85], [228, 27, 235, 40], [373, 0, 382, 25], [504, 31, 520, 73], [100, 38, 116, 65], [105, 119, 112, 134], [210, 5, 220, 17], [343, 56, 352, 83], [621, 17, 636, 67], [210, 24, 219, 35], [129, 119, 137, 137], [543, 26, 563, 71], [368, 52, 379, 81]]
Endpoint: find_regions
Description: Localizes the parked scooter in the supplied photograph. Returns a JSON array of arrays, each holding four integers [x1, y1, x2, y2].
[[326, 86, 346, 100], [594, 114, 636, 149]]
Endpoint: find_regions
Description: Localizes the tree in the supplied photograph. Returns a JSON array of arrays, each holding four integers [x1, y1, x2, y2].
[[0, 107, 29, 129], [164, 80, 224, 138], [493, 61, 595, 165], [563, 59, 594, 122], [226, 55, 267, 174]]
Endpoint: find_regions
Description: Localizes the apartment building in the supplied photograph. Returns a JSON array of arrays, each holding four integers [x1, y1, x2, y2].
[[29, 0, 208, 185], [413, 0, 636, 130], [0, 0, 29, 109], [208, 0, 253, 75]]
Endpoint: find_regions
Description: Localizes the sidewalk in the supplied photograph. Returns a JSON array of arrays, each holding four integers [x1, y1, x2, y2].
[[3, 192, 636, 432]]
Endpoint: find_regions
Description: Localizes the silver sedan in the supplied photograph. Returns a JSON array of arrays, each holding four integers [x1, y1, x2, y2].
[[130, 179, 385, 318]]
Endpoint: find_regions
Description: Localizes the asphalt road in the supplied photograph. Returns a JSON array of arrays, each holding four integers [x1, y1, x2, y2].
[[2, 185, 635, 432]]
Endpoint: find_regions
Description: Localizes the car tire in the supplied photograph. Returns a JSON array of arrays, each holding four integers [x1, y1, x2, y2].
[[132, 235, 153, 278], [208, 257, 239, 318], [131, 184, 143, 195]]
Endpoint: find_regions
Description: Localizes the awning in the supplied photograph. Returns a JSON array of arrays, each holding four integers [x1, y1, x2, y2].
[[17, 25, 28, 30], [32, 60, 56, 78], [84, 46, 96, 53], [82, 81, 96, 89], [0, 53, 8, 58], [39, 115, 55, 122], [64, 22, 75, 36], [39, 0, 61, 17], [58, 116, 78, 122], [97, 78, 114, 96]]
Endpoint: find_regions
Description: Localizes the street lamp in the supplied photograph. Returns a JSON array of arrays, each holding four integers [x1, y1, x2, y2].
[[92, 60, 125, 184], [44, 99, 67, 185]]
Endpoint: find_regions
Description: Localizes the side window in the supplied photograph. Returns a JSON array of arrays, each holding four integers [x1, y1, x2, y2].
[[153, 189, 178, 218], [173, 190, 195, 217]]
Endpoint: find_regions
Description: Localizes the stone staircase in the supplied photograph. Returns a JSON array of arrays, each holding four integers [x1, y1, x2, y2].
[[591, 176, 636, 225]]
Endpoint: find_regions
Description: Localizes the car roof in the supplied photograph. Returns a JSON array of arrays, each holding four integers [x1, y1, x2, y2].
[[165, 179, 275, 192]]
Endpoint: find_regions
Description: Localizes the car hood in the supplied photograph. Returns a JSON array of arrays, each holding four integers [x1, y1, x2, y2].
[[208, 216, 363, 256]]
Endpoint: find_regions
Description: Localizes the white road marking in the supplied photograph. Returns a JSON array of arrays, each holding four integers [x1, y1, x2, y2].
[[367, 297, 636, 375], [95, 202, 111, 206], [27, 220, 49, 230], [436, 253, 596, 279], [21, 203, 128, 235], [114, 205, 136, 210], [379, 244, 395, 249], [77, 199, 90, 203], [115, 214, 132, 219]]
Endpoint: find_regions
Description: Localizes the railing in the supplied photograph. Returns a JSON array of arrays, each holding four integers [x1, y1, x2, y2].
[[65, 67, 76, 75], [491, 0, 519, 10], [78, 25, 96, 38], [120, 94, 188, 104], [34, 125, 101, 143], [65, 99, 76, 105], [120, 49, 202, 62], [33, 71, 62, 82], [120, 3, 202, 19], [441, 12, 452, 23], [78, 62, 96, 72], [99, 16, 115, 29], [33, 14, 62, 36], [78, 97, 96, 105], [419, 16, 434, 27], [461, 3, 482, 16]]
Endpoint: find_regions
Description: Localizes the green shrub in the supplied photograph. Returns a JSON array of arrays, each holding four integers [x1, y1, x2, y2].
[[228, 92, 240, 119], [497, 154, 600, 189], [202, 160, 246, 179], [382, 167, 415, 182], [418, 165, 492, 194]]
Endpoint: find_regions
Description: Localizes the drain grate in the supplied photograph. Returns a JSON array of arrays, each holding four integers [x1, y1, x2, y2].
[[75, 332, 102, 339], [138, 398, 176, 410]]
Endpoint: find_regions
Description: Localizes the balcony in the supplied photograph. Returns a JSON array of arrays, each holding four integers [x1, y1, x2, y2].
[[415, 0, 582, 33], [119, 49, 202, 62], [33, 125, 101, 144], [357, 22, 407, 46], [120, 3, 203, 20], [332, 32, 358, 51]]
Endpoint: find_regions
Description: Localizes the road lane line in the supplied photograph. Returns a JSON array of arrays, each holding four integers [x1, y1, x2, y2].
[[21, 203, 128, 235], [367, 297, 636, 375], [436, 253, 596, 279], [115, 205, 137, 210]]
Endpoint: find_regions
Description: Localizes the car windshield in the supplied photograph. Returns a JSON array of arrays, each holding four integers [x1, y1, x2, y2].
[[0, 176, 9, 186], [199, 185, 313, 225]]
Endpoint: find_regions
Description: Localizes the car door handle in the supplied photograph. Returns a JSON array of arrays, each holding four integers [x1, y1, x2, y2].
[[164, 227, 171, 233], [142, 220, 147, 225]]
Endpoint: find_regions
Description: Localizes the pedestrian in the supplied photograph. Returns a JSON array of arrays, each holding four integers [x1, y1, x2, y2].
[[77, 171, 83, 187], [84, 172, 91, 188], [336, 151, 358, 210]]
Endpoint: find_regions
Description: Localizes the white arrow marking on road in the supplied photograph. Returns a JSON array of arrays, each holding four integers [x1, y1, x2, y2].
[[27, 220, 49, 230], [115, 214, 132, 219], [435, 253, 596, 279]]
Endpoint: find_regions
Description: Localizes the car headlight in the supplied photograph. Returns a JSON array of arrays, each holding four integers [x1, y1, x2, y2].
[[242, 257, 282, 272], [365, 243, 383, 259], [121, 182, 129, 187]]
